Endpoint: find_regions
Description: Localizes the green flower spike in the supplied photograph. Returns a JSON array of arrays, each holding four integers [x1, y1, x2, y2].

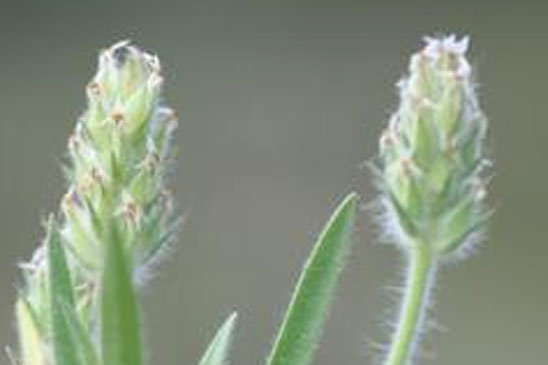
[[376, 35, 491, 365], [16, 41, 179, 365]]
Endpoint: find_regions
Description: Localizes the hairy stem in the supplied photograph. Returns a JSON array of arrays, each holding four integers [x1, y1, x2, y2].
[[385, 246, 436, 365]]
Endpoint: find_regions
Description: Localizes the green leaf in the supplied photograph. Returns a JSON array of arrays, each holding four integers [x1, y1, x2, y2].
[[60, 301, 99, 365], [101, 221, 142, 365], [15, 297, 46, 365], [47, 216, 81, 365], [198, 312, 238, 365], [266, 192, 358, 365]]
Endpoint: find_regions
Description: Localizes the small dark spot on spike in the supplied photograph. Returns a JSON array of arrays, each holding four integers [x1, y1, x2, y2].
[[112, 45, 130, 67], [87, 82, 101, 96], [70, 189, 84, 207], [112, 112, 125, 125], [90, 167, 104, 185]]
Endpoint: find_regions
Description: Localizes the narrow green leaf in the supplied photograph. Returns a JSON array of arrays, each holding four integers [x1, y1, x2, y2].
[[266, 192, 358, 365], [47, 216, 81, 365], [15, 297, 46, 365], [101, 221, 142, 365], [60, 301, 99, 365], [198, 312, 238, 365]]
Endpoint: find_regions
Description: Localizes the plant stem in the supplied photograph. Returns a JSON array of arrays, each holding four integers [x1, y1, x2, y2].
[[384, 245, 436, 365]]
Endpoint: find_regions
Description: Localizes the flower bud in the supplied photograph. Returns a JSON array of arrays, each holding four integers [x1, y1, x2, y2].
[[17, 41, 179, 363], [378, 35, 490, 256]]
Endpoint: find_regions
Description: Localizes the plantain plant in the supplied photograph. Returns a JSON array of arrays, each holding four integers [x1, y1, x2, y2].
[[11, 35, 490, 365], [375, 35, 490, 365]]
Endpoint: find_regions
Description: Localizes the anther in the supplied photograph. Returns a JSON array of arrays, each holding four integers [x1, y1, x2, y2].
[[112, 112, 125, 125], [87, 82, 101, 97]]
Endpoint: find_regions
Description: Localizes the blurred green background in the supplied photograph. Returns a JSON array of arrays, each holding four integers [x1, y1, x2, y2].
[[1, 1, 546, 364]]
